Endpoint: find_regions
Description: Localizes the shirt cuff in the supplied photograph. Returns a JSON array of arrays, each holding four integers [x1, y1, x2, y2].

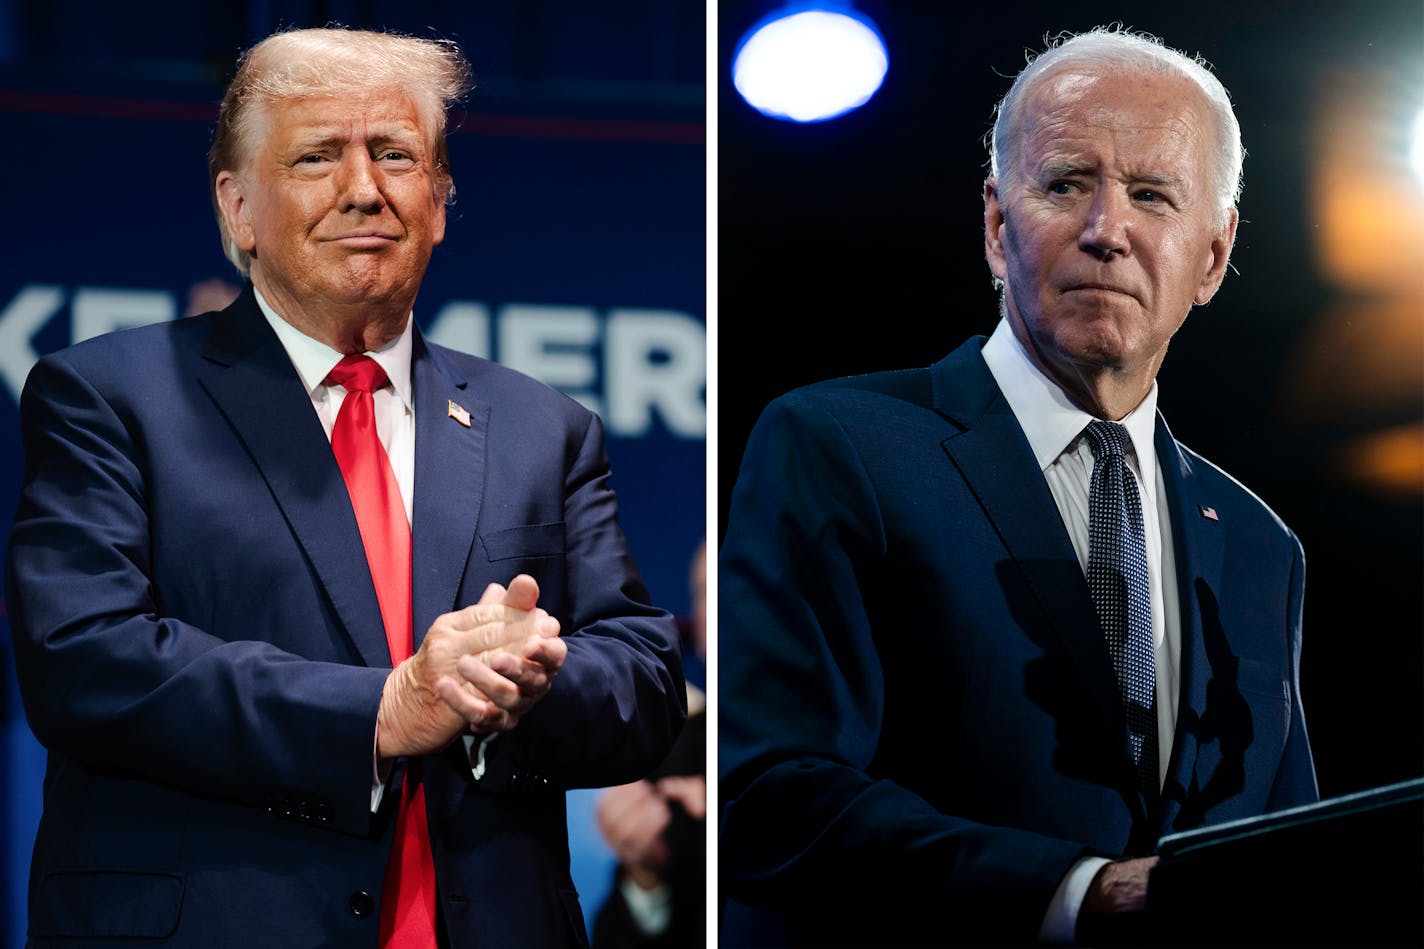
[[371, 723, 393, 813], [462, 732, 499, 779], [1039, 855, 1111, 945], [620, 876, 673, 937]]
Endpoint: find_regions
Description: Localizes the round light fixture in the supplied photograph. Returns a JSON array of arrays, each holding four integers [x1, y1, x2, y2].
[[732, 6, 888, 123]]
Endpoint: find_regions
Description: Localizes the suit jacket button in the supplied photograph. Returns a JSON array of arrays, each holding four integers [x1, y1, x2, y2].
[[349, 891, 375, 917]]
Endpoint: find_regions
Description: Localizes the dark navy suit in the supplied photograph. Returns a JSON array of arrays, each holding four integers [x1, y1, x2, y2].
[[718, 337, 1316, 947], [7, 287, 685, 947]]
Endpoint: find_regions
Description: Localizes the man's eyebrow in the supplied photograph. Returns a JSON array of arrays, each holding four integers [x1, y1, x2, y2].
[[285, 133, 348, 152], [1128, 172, 1186, 189], [367, 130, 426, 150], [1038, 160, 1096, 180], [1036, 160, 1188, 191], [285, 126, 424, 151]]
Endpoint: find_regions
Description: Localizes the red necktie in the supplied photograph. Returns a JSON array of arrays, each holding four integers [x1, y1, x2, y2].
[[325, 354, 438, 948]]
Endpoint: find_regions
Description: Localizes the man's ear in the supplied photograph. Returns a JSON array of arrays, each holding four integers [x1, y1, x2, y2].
[[984, 178, 1008, 283], [215, 171, 256, 253], [1195, 207, 1239, 306]]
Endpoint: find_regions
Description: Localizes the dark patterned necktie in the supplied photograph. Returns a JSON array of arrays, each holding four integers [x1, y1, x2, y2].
[[1084, 420, 1158, 799]]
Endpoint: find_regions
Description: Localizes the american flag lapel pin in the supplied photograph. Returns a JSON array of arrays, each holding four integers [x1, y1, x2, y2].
[[447, 400, 471, 428], [1199, 504, 1219, 521]]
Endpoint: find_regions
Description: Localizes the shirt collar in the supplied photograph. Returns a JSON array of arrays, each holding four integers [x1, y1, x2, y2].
[[981, 316, 1159, 475], [254, 285, 414, 412]]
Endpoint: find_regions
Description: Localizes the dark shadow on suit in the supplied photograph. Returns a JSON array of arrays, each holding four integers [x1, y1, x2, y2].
[[1005, 559, 1142, 829], [1170, 578, 1252, 834], [1005, 561, 1261, 856]]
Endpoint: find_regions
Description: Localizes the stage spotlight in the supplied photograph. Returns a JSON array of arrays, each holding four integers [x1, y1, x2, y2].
[[732, 4, 888, 123]]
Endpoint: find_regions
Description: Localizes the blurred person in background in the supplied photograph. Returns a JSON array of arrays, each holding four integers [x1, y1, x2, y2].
[[595, 541, 707, 949]]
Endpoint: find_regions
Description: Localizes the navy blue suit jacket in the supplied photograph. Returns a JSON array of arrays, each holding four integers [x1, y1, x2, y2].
[[718, 337, 1317, 947], [7, 288, 685, 947]]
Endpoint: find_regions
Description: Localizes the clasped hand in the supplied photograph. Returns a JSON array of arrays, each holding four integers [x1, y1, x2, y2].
[[377, 574, 567, 758]]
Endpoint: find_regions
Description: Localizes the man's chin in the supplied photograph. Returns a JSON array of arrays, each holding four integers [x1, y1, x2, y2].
[[319, 261, 424, 306], [1048, 310, 1143, 363]]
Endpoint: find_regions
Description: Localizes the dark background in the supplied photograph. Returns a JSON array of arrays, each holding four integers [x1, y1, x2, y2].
[[717, 0, 1423, 812], [0, 2, 704, 944]]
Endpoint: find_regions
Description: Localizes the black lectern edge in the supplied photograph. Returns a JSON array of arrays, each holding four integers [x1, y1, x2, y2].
[[1154, 774, 1424, 858]]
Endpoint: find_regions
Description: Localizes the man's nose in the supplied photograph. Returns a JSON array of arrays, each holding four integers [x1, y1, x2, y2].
[[1079, 188, 1130, 260], [334, 151, 384, 213]]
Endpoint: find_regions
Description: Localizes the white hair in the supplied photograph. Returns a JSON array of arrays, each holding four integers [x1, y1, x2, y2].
[[988, 25, 1243, 227]]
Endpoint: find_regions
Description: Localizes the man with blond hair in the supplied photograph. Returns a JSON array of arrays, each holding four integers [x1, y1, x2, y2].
[[719, 25, 1317, 947], [8, 26, 684, 948]]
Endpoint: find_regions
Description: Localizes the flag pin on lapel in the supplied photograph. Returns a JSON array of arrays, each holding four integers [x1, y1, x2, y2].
[[1199, 505, 1219, 521], [447, 400, 471, 428]]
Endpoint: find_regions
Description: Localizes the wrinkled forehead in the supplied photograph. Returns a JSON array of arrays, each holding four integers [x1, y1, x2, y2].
[[1016, 66, 1215, 178], [268, 92, 425, 137], [236, 88, 438, 169]]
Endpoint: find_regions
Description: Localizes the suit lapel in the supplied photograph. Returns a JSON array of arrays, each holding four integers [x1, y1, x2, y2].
[[931, 342, 1127, 743], [409, 333, 486, 646], [1155, 418, 1225, 835], [196, 289, 393, 669]]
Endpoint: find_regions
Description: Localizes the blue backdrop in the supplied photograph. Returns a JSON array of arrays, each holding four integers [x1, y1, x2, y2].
[[0, 5, 705, 945]]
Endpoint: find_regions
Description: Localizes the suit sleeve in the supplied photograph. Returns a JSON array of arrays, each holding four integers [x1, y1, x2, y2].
[[470, 408, 687, 792], [718, 393, 1090, 947], [6, 351, 387, 836]]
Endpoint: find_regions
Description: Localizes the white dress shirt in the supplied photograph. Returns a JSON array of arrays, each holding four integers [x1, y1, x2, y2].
[[980, 318, 1181, 944], [256, 288, 416, 524]]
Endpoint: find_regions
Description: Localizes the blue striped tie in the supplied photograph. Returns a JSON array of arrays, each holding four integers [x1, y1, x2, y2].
[[1084, 420, 1158, 799]]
